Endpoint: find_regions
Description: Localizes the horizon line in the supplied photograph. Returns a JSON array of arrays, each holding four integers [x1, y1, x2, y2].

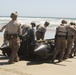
[[0, 16, 76, 19]]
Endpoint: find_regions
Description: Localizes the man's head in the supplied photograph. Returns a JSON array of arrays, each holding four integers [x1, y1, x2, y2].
[[31, 22, 36, 27], [10, 12, 18, 20], [44, 21, 49, 27], [70, 22, 76, 25], [61, 20, 67, 24]]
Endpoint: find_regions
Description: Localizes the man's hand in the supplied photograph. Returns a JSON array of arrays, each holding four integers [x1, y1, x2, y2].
[[0, 30, 2, 32]]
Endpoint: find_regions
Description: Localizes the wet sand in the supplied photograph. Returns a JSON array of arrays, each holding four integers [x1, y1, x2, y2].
[[0, 35, 76, 75]]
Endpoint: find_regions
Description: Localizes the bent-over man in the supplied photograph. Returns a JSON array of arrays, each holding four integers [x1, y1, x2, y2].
[[36, 21, 49, 40]]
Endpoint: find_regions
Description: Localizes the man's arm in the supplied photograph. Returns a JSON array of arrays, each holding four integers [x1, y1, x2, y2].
[[0, 25, 7, 32]]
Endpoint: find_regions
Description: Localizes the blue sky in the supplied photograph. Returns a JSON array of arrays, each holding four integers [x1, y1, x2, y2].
[[0, 0, 76, 18]]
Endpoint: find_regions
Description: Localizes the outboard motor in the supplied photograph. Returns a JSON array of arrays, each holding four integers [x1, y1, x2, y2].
[[0, 41, 11, 56], [34, 43, 49, 57], [34, 43, 52, 58], [34, 39, 55, 58], [0, 42, 9, 49]]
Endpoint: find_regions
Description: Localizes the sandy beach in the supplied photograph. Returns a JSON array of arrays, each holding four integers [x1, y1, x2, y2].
[[0, 36, 76, 75]]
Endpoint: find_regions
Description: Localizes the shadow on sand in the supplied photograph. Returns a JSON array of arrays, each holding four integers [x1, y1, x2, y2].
[[27, 58, 66, 66], [0, 55, 8, 60], [0, 62, 9, 65], [0, 54, 9, 65], [0, 55, 66, 66]]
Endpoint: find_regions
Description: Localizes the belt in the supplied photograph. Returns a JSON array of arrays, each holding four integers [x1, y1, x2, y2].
[[58, 31, 67, 33], [37, 31, 44, 33], [68, 35, 74, 37], [8, 34, 18, 38], [56, 35, 66, 37]]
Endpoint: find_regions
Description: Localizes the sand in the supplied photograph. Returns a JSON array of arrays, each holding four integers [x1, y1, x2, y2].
[[0, 36, 76, 75]]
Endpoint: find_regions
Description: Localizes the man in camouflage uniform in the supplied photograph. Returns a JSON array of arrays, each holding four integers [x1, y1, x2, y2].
[[51, 20, 67, 63], [21, 22, 36, 56], [70, 33, 76, 57], [68, 22, 76, 58], [64, 22, 75, 59], [5, 12, 21, 64], [36, 21, 49, 40]]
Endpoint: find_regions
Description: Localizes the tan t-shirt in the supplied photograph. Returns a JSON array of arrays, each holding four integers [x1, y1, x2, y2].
[[6, 20, 21, 35]]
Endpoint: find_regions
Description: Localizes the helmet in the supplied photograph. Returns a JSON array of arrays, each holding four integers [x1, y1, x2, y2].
[[31, 22, 36, 27], [44, 21, 49, 27], [45, 21, 49, 25], [70, 22, 76, 25], [10, 12, 18, 18], [61, 20, 67, 24]]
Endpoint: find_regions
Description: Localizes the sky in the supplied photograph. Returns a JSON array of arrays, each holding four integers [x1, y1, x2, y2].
[[0, 0, 76, 18]]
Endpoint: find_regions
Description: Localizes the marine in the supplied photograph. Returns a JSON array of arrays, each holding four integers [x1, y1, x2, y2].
[[67, 22, 76, 58], [21, 22, 36, 56], [4, 12, 21, 64], [36, 21, 49, 40], [64, 22, 75, 59], [31, 22, 36, 40], [51, 20, 67, 63]]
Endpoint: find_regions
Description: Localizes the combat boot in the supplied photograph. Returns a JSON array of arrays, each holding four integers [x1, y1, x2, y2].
[[14, 57, 20, 62], [8, 60, 14, 64], [58, 59, 63, 62]]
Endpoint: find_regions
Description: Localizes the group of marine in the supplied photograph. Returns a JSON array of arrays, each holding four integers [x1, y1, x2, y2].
[[0, 12, 76, 64]]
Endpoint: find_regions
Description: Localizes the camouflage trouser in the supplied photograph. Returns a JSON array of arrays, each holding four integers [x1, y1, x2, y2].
[[70, 38, 76, 57], [64, 37, 73, 58], [36, 31, 44, 40], [8, 37, 20, 63], [52, 37, 67, 62]]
